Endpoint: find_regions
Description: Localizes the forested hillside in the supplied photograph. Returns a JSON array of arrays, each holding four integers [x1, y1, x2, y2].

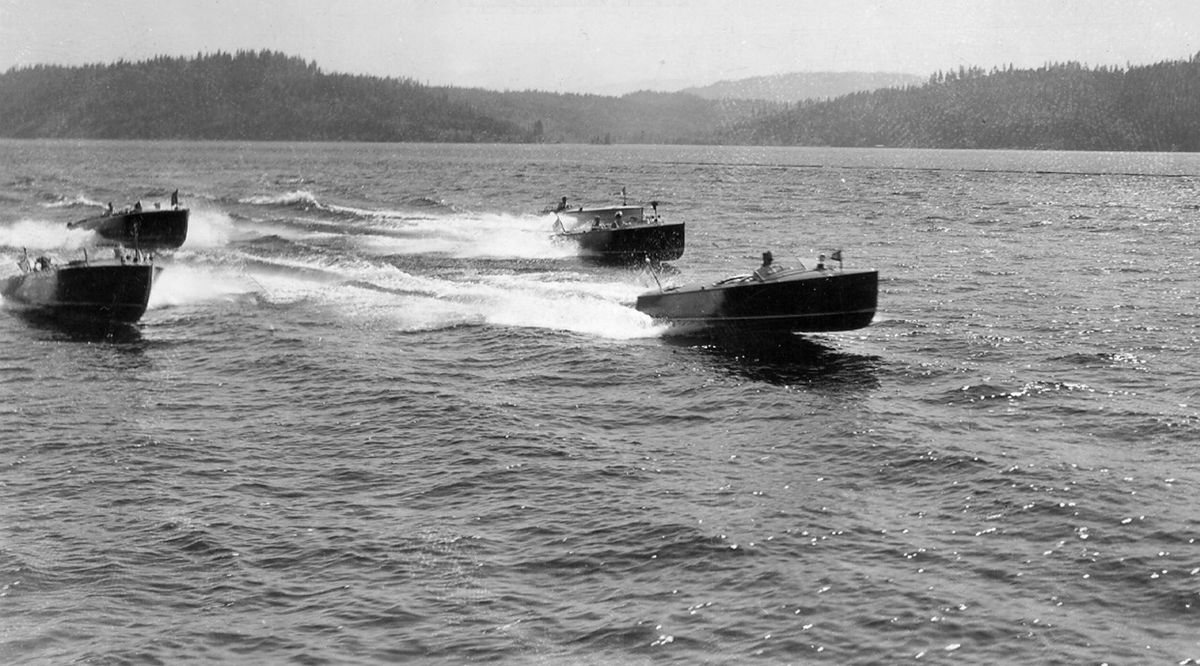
[[442, 88, 775, 144], [0, 51, 525, 141], [719, 56, 1200, 151], [2, 50, 1199, 150], [0, 50, 768, 144]]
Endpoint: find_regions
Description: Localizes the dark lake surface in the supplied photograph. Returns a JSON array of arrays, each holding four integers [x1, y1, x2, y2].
[[3, 140, 1200, 664]]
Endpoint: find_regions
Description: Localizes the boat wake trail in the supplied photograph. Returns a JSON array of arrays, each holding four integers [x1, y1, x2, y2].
[[429, 272, 661, 338], [120, 190, 664, 337], [42, 194, 107, 211], [239, 190, 324, 209], [3, 198, 659, 338], [180, 208, 237, 249], [0, 219, 94, 252], [234, 189, 572, 260], [148, 262, 259, 309], [353, 213, 572, 260], [154, 243, 659, 337]]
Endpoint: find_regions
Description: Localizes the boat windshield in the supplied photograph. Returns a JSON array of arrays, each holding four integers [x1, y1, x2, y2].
[[718, 266, 812, 286], [716, 274, 756, 285]]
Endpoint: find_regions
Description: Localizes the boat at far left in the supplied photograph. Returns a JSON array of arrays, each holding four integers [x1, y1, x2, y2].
[[1, 250, 161, 324], [67, 190, 189, 251]]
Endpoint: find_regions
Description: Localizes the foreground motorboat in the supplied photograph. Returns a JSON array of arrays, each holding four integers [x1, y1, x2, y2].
[[551, 199, 684, 263], [2, 251, 161, 324], [68, 195, 189, 251], [636, 258, 878, 333]]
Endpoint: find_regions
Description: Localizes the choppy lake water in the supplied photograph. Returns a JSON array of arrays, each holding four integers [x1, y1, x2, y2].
[[2, 140, 1200, 664]]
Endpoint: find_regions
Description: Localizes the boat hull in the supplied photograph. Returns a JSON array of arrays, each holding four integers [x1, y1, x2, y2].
[[636, 268, 878, 333], [68, 208, 189, 250], [2, 262, 160, 324], [558, 222, 686, 263]]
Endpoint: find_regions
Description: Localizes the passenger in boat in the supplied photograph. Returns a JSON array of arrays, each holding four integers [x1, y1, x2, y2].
[[754, 251, 782, 281], [614, 212, 623, 227], [171, 189, 179, 207], [106, 202, 114, 215], [816, 254, 827, 270], [133, 201, 142, 213], [592, 216, 602, 230]]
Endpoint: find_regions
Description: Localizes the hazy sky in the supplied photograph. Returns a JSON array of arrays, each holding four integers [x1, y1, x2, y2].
[[2, 0, 1198, 94]]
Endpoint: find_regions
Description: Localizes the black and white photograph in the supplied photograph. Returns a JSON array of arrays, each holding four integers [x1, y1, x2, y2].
[[2, 0, 1199, 663]]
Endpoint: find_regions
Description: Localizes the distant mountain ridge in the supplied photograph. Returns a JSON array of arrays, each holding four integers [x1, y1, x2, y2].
[[681, 72, 925, 102]]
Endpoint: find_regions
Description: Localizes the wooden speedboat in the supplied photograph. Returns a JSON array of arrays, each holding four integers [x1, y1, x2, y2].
[[68, 195, 188, 250], [552, 200, 684, 263], [636, 259, 878, 333], [2, 251, 161, 324]]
